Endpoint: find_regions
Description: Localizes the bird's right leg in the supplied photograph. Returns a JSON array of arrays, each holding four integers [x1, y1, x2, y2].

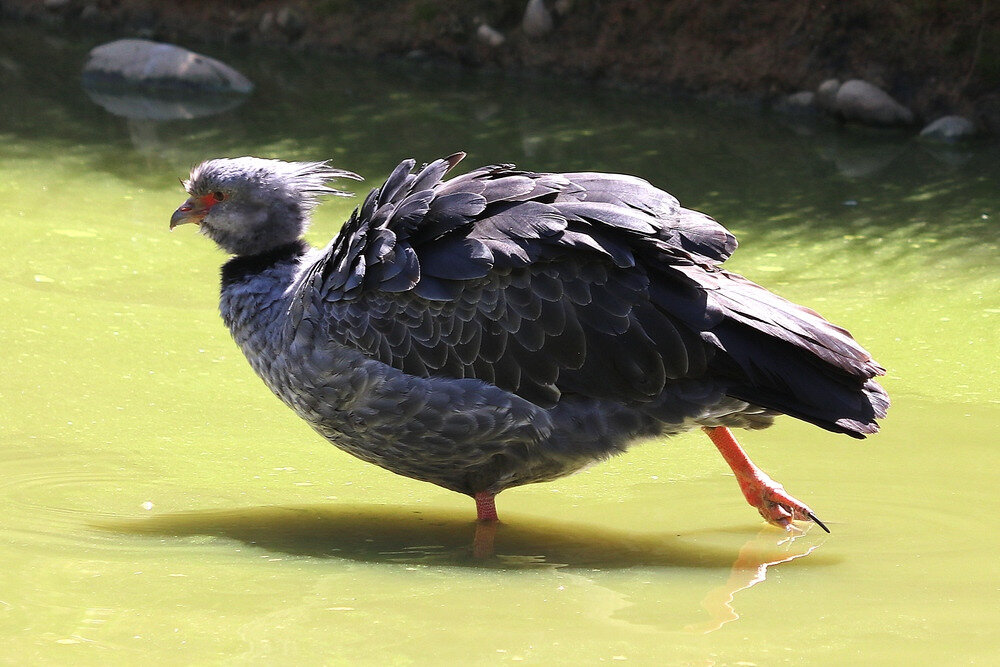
[[702, 426, 829, 532]]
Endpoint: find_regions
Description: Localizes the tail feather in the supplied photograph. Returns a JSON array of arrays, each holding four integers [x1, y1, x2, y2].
[[655, 263, 889, 437]]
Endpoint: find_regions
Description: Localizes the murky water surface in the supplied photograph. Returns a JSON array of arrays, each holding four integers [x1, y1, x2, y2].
[[2, 25, 998, 664]]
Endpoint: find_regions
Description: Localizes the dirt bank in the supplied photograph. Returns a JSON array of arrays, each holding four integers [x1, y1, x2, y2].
[[5, 0, 999, 133]]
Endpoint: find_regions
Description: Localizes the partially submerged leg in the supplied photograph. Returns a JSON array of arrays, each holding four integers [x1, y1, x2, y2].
[[474, 491, 499, 522], [473, 492, 499, 558], [702, 426, 829, 533]]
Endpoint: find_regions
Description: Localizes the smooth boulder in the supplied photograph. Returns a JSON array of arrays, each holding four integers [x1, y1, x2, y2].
[[834, 79, 913, 126], [82, 39, 253, 94]]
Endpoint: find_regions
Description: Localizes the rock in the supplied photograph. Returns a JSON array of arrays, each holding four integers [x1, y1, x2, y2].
[[43, 0, 70, 10], [259, 11, 275, 35], [275, 6, 306, 40], [81, 39, 253, 95], [919, 115, 976, 143], [80, 4, 100, 22], [553, 0, 574, 15], [523, 0, 553, 37], [477, 23, 506, 48], [834, 79, 913, 126], [815, 79, 841, 112], [775, 91, 816, 114]]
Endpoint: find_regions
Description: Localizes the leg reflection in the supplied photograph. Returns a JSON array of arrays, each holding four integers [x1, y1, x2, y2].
[[685, 526, 825, 633], [472, 520, 499, 559]]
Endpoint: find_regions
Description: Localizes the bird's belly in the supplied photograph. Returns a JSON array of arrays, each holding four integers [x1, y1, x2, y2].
[[231, 312, 775, 496]]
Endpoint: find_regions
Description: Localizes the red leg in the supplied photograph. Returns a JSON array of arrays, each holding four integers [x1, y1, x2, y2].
[[472, 492, 499, 558], [474, 491, 499, 522], [702, 427, 829, 532]]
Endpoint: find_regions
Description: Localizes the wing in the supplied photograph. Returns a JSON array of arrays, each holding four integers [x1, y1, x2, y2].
[[290, 154, 887, 435]]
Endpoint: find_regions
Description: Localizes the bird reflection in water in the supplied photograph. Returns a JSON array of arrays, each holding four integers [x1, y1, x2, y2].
[[684, 525, 827, 634]]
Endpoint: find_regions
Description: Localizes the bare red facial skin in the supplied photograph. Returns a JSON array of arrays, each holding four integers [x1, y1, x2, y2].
[[201, 193, 224, 208]]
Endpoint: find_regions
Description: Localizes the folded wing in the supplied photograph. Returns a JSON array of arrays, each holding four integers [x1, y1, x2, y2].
[[288, 154, 888, 436]]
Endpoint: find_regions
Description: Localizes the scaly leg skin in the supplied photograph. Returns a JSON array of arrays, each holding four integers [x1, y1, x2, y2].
[[472, 492, 499, 558], [702, 426, 830, 533], [474, 491, 499, 522]]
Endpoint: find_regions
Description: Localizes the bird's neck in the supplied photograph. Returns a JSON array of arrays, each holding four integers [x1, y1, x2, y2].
[[220, 239, 311, 289], [218, 239, 313, 380]]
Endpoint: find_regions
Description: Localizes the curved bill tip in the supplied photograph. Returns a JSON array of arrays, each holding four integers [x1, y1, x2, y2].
[[170, 198, 201, 230]]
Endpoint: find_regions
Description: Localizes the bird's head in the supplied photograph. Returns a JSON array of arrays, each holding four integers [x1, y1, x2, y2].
[[170, 157, 361, 256]]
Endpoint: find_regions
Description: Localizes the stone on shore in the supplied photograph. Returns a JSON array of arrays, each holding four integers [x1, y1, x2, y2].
[[523, 0, 554, 37], [833, 79, 913, 126], [477, 24, 506, 48], [815, 79, 841, 112], [775, 90, 817, 114], [919, 115, 976, 143], [81, 39, 253, 95]]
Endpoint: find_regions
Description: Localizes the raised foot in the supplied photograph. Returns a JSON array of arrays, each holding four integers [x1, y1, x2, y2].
[[737, 473, 829, 533], [702, 427, 829, 533]]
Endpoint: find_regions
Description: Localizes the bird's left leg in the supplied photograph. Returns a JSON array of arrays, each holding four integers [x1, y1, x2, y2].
[[472, 492, 499, 558], [474, 492, 499, 522], [702, 427, 829, 532]]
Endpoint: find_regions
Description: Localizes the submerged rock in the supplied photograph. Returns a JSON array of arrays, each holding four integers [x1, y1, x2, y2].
[[919, 115, 976, 143], [833, 79, 913, 126], [523, 0, 554, 37], [81, 39, 253, 95]]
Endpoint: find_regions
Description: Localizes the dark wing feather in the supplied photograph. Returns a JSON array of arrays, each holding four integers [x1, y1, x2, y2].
[[292, 156, 887, 436]]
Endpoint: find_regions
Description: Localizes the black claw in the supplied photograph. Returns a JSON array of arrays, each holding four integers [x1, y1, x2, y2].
[[807, 511, 831, 533]]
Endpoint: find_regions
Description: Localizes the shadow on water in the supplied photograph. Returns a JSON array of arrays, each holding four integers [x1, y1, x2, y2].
[[94, 503, 836, 571]]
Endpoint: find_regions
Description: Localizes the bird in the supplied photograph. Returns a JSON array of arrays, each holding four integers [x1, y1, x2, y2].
[[170, 152, 888, 538]]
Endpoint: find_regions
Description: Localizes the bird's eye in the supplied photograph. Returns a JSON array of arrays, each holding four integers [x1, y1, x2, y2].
[[212, 191, 226, 202]]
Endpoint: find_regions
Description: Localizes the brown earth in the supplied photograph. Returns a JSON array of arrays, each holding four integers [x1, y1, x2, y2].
[[5, 0, 1000, 133]]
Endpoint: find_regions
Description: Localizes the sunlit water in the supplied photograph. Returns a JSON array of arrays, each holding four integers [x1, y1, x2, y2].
[[2, 24, 998, 664]]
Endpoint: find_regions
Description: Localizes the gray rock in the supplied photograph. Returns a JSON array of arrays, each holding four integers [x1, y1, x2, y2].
[[80, 4, 100, 21], [81, 39, 253, 95], [834, 79, 913, 126], [775, 91, 816, 114], [276, 6, 306, 40], [919, 115, 976, 143], [553, 0, 574, 15], [815, 79, 841, 112], [523, 0, 553, 37], [477, 23, 506, 48], [259, 11, 275, 35], [787, 91, 815, 107]]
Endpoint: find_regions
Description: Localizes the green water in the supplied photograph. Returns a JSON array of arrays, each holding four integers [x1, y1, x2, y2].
[[2, 25, 998, 664]]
